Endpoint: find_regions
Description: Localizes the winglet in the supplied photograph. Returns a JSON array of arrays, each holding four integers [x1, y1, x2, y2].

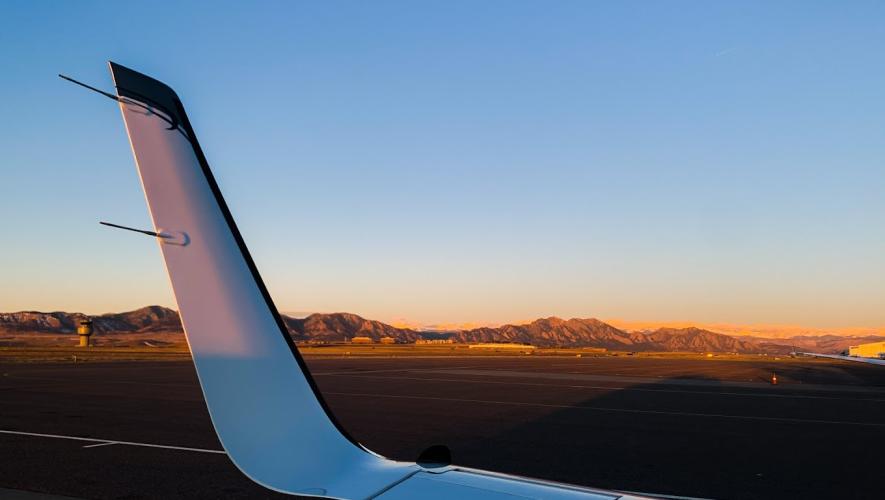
[[107, 61, 647, 500], [109, 61, 417, 498]]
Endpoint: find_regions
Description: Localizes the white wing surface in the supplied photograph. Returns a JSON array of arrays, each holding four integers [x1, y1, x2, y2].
[[798, 352, 885, 366], [109, 62, 650, 500]]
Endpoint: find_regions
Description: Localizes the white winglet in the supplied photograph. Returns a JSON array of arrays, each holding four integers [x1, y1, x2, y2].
[[110, 62, 417, 498], [109, 62, 648, 500]]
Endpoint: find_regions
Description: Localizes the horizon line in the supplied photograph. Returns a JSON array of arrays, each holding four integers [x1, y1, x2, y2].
[[3, 304, 885, 337]]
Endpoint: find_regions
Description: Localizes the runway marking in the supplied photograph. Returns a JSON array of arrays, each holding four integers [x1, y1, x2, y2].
[[619, 490, 712, 500], [0, 487, 85, 500], [429, 369, 885, 395], [321, 373, 885, 402], [2, 374, 195, 389], [311, 365, 483, 376], [0, 430, 225, 454], [311, 368, 419, 376], [81, 441, 117, 449], [325, 392, 885, 427]]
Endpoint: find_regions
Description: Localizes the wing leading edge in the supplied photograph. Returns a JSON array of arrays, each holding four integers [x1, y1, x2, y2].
[[108, 61, 650, 500]]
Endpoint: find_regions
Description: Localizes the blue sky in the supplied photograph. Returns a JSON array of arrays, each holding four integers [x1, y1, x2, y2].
[[1, 1, 883, 328]]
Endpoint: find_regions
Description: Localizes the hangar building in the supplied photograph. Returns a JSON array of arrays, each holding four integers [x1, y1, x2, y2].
[[848, 341, 885, 359]]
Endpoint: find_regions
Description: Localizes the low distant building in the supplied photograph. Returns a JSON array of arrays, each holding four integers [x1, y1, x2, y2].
[[415, 338, 453, 345], [468, 343, 535, 350], [379, 337, 396, 344], [350, 336, 373, 344], [848, 341, 885, 359]]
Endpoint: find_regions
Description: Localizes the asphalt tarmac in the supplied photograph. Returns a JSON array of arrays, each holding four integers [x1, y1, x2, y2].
[[1, 356, 883, 499]]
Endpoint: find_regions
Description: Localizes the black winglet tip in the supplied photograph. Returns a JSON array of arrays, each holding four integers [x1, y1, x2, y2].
[[107, 61, 125, 74]]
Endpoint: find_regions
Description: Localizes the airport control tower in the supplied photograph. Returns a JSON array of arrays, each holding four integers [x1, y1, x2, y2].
[[77, 319, 94, 347]]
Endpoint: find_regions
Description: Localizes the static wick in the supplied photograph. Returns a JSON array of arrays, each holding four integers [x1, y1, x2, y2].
[[99, 221, 169, 239], [58, 74, 119, 102]]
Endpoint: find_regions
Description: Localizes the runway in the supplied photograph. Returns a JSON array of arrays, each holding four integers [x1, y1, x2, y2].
[[1, 356, 882, 499]]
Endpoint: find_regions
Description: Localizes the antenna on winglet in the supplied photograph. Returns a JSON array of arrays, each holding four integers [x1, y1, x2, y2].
[[100, 221, 169, 239], [58, 74, 119, 101]]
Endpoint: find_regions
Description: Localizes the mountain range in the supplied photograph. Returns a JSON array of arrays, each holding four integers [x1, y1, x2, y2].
[[5, 306, 879, 354], [0, 306, 182, 334]]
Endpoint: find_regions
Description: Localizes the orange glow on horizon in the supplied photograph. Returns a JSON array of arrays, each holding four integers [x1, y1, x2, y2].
[[388, 315, 885, 337]]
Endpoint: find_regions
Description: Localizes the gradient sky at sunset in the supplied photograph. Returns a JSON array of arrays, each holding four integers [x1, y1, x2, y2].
[[1, 1, 883, 328]]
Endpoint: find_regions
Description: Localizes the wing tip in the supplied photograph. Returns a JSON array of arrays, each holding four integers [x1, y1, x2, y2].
[[107, 62, 186, 126]]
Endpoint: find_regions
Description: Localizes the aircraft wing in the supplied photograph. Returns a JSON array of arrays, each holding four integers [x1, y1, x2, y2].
[[798, 352, 885, 366], [106, 61, 652, 499]]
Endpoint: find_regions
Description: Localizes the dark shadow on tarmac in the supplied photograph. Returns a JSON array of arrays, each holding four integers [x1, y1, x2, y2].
[[435, 374, 883, 500]]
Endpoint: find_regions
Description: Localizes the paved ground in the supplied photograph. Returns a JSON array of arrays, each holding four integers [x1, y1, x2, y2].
[[0, 356, 883, 499]]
